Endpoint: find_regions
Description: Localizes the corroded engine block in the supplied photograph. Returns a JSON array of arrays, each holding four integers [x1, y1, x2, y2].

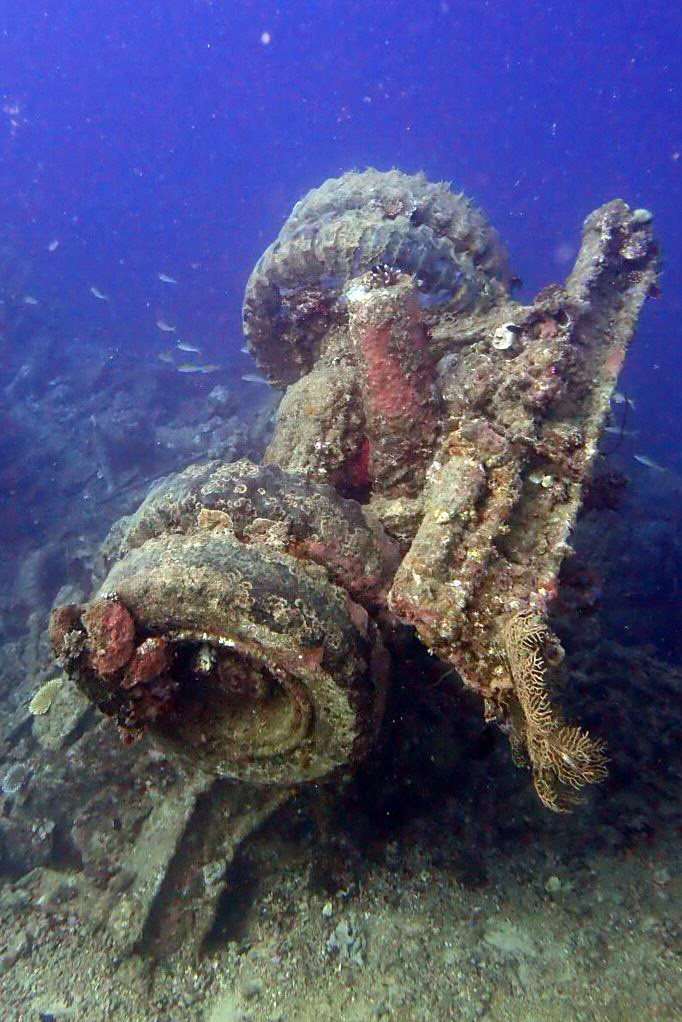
[[52, 170, 658, 816]]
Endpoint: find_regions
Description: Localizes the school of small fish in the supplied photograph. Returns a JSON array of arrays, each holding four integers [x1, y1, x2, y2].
[[15, 247, 679, 482], [603, 392, 669, 472], [20, 258, 238, 379]]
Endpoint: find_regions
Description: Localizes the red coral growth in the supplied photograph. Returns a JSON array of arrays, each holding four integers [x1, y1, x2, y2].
[[605, 342, 626, 377], [81, 598, 135, 677], [352, 280, 434, 423], [123, 636, 172, 688], [359, 317, 429, 420], [348, 279, 439, 496]]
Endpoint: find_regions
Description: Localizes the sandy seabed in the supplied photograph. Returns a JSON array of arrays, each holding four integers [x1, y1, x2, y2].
[[1, 798, 680, 1022]]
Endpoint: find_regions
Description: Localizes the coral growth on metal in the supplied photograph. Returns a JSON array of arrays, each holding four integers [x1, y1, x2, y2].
[[50, 462, 392, 783], [51, 170, 659, 809], [242, 168, 509, 386]]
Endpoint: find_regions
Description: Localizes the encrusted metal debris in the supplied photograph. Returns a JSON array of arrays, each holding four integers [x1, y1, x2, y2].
[[48, 169, 659, 950]]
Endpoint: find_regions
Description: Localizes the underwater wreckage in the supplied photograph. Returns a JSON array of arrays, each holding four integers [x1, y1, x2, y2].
[[49, 169, 659, 952]]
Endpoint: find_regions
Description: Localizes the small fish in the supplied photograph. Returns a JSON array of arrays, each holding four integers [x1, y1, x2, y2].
[[633, 453, 667, 472], [156, 319, 176, 333], [158, 272, 177, 284], [176, 363, 220, 374], [23, 295, 38, 305], [241, 372, 270, 385], [47, 239, 59, 252], [240, 345, 250, 354], [177, 340, 201, 353], [90, 286, 109, 301], [157, 351, 175, 364], [603, 426, 639, 436], [612, 391, 636, 409]]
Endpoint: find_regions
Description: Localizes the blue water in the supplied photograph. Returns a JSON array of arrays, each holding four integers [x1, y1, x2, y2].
[[1, 0, 680, 461]]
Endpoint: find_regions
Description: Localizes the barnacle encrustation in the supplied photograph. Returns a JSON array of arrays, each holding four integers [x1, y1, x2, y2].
[[51, 461, 396, 784]]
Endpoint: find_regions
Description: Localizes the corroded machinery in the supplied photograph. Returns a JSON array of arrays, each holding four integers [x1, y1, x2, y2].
[[50, 460, 394, 785], [51, 170, 659, 828]]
